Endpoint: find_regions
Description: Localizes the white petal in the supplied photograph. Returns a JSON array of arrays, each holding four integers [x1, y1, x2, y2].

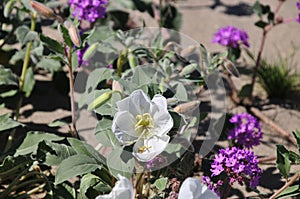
[[152, 94, 168, 110], [132, 135, 170, 162], [178, 178, 219, 199], [128, 90, 151, 115], [112, 111, 139, 144], [95, 175, 134, 199]]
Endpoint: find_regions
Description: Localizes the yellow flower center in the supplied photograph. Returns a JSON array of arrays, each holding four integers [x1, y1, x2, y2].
[[135, 113, 154, 137], [137, 146, 152, 153]]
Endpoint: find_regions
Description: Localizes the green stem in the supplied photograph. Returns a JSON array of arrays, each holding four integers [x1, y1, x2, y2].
[[4, 12, 37, 153], [66, 45, 79, 138]]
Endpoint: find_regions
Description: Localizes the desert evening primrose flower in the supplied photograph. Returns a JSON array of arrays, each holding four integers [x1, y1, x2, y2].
[[212, 26, 249, 48], [112, 89, 173, 162], [228, 113, 263, 148]]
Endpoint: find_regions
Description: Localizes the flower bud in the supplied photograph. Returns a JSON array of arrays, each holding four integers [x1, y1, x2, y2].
[[64, 21, 81, 47], [222, 59, 240, 77], [174, 101, 200, 114], [112, 80, 124, 96], [30, 0, 57, 18], [128, 48, 138, 68], [88, 91, 112, 110]]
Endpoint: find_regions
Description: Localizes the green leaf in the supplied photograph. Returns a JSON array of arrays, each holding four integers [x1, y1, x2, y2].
[[43, 141, 77, 166], [16, 26, 37, 45], [154, 177, 168, 191], [48, 119, 68, 127], [288, 151, 300, 164], [238, 84, 252, 98], [21, 0, 34, 12], [67, 138, 105, 164], [55, 154, 102, 185], [83, 43, 99, 61], [37, 57, 62, 72], [254, 20, 269, 29], [252, 0, 262, 18], [4, 0, 17, 18], [22, 67, 35, 97], [59, 24, 73, 48], [276, 184, 300, 199], [0, 65, 18, 92], [95, 118, 120, 147], [15, 131, 64, 156], [53, 182, 76, 199], [276, 145, 291, 178], [292, 130, 300, 154], [106, 147, 135, 179], [174, 82, 188, 101], [40, 34, 64, 54], [0, 155, 32, 174], [80, 174, 102, 199], [0, 113, 23, 132]]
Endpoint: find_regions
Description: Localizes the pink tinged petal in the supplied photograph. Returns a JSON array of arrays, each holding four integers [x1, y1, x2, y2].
[[178, 178, 219, 199], [132, 135, 170, 162]]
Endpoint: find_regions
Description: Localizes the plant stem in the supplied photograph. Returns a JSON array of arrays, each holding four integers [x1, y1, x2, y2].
[[66, 46, 79, 138], [269, 173, 300, 199], [249, 0, 285, 98], [4, 12, 37, 153]]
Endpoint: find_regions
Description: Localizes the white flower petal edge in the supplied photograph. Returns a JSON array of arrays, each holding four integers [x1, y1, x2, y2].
[[178, 177, 219, 199], [95, 174, 134, 199]]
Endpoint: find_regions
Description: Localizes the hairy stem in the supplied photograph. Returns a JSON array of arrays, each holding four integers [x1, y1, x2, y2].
[[66, 46, 79, 138], [249, 0, 285, 98]]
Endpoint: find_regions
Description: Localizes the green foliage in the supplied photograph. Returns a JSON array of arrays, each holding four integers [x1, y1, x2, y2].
[[0, 113, 23, 132], [258, 60, 300, 99]]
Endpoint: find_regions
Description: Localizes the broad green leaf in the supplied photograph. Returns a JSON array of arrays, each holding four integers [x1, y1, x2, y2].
[[80, 174, 103, 199], [95, 118, 120, 147], [238, 84, 252, 98], [288, 151, 300, 164], [174, 82, 188, 101], [106, 147, 134, 179], [37, 57, 62, 72], [0, 113, 23, 132], [48, 119, 68, 127], [15, 131, 64, 156], [59, 24, 73, 48], [0, 65, 18, 91], [276, 184, 300, 199], [21, 0, 34, 12], [276, 145, 291, 178], [154, 177, 168, 191], [43, 141, 77, 166], [67, 138, 105, 164], [40, 34, 64, 54], [22, 67, 35, 97], [55, 154, 102, 185], [16, 26, 29, 45], [53, 182, 76, 199], [83, 43, 99, 60]]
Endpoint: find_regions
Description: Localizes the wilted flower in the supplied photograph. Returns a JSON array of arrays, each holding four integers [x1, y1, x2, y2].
[[203, 147, 262, 196], [112, 89, 173, 162], [212, 26, 249, 48], [69, 0, 108, 23], [95, 174, 133, 199], [178, 177, 219, 199], [228, 113, 263, 148]]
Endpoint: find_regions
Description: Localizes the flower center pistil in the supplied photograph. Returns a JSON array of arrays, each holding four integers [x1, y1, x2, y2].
[[135, 113, 154, 137]]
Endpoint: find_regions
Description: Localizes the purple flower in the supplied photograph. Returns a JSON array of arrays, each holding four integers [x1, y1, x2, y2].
[[212, 26, 249, 48], [77, 43, 89, 67], [203, 147, 262, 196], [228, 113, 263, 148], [69, 0, 108, 23], [297, 1, 300, 10], [145, 156, 166, 170], [168, 191, 178, 199], [297, 13, 300, 23]]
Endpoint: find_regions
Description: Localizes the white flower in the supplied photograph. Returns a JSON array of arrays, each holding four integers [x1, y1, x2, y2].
[[95, 175, 134, 199], [112, 89, 173, 162], [178, 177, 219, 199]]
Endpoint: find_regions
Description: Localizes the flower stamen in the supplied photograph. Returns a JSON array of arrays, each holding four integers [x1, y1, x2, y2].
[[135, 113, 154, 138], [138, 146, 152, 153]]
